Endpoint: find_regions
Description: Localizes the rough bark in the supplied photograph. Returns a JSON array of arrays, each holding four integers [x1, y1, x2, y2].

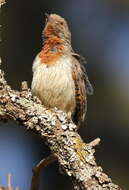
[[0, 0, 5, 7], [0, 69, 122, 190]]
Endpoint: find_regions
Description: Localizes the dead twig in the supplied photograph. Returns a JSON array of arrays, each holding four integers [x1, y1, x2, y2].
[[30, 155, 57, 190]]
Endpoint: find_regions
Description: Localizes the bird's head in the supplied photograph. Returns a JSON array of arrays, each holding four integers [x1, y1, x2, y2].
[[43, 14, 71, 43]]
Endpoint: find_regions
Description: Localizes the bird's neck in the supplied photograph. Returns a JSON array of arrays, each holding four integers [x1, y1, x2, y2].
[[43, 35, 65, 53], [39, 35, 71, 64]]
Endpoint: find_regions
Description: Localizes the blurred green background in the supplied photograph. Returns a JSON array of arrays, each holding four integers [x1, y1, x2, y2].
[[0, 0, 129, 189]]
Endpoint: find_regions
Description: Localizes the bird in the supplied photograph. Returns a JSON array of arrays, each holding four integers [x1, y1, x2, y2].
[[31, 13, 93, 127]]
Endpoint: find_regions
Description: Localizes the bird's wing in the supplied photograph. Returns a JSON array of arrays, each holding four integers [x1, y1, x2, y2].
[[72, 53, 93, 95], [71, 54, 93, 126]]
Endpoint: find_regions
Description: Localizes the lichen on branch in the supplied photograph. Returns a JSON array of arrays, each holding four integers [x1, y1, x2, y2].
[[0, 68, 122, 190]]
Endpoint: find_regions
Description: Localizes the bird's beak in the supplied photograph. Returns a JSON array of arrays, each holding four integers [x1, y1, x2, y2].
[[45, 13, 50, 25], [45, 13, 49, 19]]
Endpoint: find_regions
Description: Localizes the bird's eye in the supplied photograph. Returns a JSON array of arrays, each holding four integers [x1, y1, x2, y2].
[[60, 22, 64, 25]]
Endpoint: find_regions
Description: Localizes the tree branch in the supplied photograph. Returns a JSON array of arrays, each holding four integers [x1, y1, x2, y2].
[[0, 69, 122, 190]]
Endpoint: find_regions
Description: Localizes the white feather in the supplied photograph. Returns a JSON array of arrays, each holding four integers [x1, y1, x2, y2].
[[31, 55, 76, 113]]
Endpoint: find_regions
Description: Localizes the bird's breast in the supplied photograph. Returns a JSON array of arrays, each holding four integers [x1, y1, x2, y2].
[[31, 55, 76, 113]]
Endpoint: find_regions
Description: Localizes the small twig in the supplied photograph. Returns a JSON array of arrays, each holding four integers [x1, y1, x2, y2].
[[88, 138, 101, 147], [30, 154, 57, 190], [8, 174, 12, 190], [21, 81, 28, 91]]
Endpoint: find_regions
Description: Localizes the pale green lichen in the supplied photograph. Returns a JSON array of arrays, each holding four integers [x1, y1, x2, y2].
[[73, 136, 88, 164]]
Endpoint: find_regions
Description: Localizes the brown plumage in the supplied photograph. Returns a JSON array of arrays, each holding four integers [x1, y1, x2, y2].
[[31, 14, 93, 127]]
